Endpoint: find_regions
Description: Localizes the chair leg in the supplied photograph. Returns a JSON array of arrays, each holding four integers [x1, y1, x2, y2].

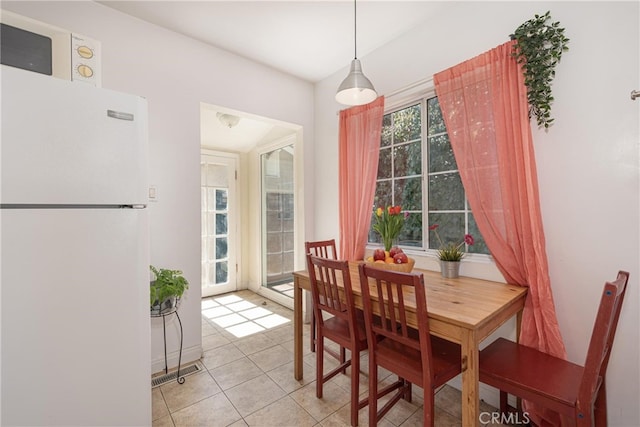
[[594, 381, 607, 427], [368, 358, 378, 426], [310, 312, 316, 352], [403, 379, 412, 403], [423, 392, 435, 427], [351, 351, 360, 426], [316, 335, 324, 398], [499, 390, 509, 415], [340, 346, 347, 374]]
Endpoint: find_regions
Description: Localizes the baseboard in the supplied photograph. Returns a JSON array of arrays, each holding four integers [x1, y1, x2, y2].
[[151, 344, 203, 376]]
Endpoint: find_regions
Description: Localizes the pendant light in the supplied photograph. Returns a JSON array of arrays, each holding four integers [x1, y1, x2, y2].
[[335, 0, 377, 106]]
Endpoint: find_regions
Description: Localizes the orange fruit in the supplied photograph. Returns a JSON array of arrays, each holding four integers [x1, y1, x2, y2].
[[385, 257, 395, 264]]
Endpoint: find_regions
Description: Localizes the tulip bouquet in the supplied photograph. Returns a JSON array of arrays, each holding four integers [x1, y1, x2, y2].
[[372, 205, 406, 252]]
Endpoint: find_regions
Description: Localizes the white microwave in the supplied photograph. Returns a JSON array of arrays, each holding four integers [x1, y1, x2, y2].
[[0, 10, 101, 86]]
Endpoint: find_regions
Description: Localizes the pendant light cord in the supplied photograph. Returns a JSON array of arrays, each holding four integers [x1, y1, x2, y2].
[[353, 0, 357, 59]]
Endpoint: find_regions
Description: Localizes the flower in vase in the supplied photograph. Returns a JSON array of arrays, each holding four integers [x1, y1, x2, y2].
[[372, 205, 406, 251]]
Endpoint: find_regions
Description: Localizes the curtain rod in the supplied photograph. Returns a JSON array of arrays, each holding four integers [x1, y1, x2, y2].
[[384, 76, 433, 99]]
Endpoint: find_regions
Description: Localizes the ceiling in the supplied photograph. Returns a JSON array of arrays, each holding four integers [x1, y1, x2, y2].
[[98, 1, 446, 152], [98, 1, 445, 82], [200, 104, 300, 152]]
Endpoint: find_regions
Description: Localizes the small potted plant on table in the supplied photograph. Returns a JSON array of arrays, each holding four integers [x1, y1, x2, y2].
[[429, 224, 474, 278], [150, 265, 189, 316]]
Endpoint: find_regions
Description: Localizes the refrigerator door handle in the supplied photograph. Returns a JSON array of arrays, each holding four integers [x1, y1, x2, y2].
[[107, 110, 134, 121], [0, 204, 147, 209]]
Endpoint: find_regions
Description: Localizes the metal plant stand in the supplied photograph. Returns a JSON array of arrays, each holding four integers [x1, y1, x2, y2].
[[151, 298, 185, 384]]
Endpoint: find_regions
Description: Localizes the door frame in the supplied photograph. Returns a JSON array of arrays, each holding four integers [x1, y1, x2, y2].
[[200, 149, 239, 297]]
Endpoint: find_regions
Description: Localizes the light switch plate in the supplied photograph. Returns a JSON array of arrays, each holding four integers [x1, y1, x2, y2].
[[148, 186, 157, 201]]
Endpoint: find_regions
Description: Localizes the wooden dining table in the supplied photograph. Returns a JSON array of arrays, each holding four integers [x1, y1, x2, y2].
[[292, 261, 528, 427]]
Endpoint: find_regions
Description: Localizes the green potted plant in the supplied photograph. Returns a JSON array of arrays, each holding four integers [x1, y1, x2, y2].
[[429, 224, 474, 278], [150, 265, 189, 315], [511, 11, 570, 129]]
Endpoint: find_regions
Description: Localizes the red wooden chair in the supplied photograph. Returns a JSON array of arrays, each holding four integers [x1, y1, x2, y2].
[[306, 255, 367, 426], [479, 271, 630, 426], [358, 264, 462, 426], [305, 239, 338, 353]]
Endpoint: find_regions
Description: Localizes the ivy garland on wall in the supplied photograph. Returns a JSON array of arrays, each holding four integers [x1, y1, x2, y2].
[[511, 11, 570, 129]]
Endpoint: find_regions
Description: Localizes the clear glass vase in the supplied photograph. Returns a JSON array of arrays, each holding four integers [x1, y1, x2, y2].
[[382, 236, 396, 252]]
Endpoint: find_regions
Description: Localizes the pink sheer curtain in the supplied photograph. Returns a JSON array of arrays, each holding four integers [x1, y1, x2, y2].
[[434, 41, 566, 426], [338, 96, 385, 260]]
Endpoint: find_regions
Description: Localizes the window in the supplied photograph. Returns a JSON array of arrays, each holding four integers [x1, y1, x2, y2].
[[261, 144, 295, 293], [368, 95, 489, 256]]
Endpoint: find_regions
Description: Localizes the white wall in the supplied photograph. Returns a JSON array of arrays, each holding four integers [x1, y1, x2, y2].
[[3, 0, 314, 375], [315, 2, 639, 425], [4, 1, 638, 425]]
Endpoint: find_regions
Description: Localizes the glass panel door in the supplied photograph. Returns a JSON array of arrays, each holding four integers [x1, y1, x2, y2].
[[201, 153, 237, 296], [261, 144, 295, 298]]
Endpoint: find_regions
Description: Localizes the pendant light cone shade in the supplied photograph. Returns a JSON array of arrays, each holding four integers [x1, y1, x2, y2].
[[335, 58, 377, 106], [335, 0, 377, 106]]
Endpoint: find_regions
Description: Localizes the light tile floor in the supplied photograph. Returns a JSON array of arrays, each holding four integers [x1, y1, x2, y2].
[[152, 290, 509, 427]]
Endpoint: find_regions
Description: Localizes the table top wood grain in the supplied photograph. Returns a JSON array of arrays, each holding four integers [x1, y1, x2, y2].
[[295, 261, 527, 335]]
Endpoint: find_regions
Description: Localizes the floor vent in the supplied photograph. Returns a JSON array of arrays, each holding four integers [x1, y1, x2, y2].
[[151, 361, 203, 388]]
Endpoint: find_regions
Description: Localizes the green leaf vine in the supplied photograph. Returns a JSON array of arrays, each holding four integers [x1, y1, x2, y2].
[[511, 11, 570, 129]]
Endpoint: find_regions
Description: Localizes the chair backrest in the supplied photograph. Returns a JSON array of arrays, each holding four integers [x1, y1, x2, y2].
[[578, 271, 629, 411], [358, 264, 435, 381], [306, 255, 358, 334], [305, 239, 338, 260]]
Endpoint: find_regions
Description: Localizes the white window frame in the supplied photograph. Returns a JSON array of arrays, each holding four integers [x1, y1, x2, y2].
[[368, 82, 493, 263]]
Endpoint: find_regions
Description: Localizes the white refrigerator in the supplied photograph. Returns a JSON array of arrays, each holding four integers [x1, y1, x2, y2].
[[1, 65, 151, 426]]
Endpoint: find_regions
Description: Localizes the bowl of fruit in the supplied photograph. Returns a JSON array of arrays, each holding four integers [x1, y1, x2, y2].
[[364, 246, 415, 273]]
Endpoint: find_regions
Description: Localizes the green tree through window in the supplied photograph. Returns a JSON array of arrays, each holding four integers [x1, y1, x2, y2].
[[369, 96, 489, 256]]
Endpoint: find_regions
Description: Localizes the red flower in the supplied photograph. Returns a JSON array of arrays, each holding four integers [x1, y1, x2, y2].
[[429, 224, 475, 261], [387, 205, 402, 215]]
